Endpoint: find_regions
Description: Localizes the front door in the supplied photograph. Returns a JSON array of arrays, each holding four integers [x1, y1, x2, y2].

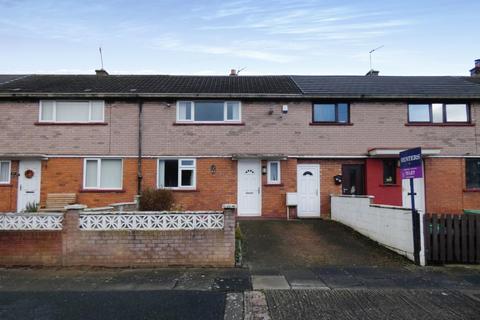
[[297, 164, 320, 217], [402, 161, 425, 213], [342, 164, 365, 195], [237, 159, 261, 216], [17, 160, 42, 212]]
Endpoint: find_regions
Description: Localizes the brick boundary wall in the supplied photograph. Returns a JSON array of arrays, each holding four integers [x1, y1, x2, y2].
[[0, 208, 235, 268]]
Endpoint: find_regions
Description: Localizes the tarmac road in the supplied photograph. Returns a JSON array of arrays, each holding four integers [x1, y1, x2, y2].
[[0, 290, 225, 320]]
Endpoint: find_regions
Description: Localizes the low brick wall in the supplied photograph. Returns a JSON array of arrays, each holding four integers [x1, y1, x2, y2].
[[0, 207, 235, 267]]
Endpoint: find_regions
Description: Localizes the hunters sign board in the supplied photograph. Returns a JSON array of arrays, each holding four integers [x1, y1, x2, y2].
[[400, 147, 423, 179]]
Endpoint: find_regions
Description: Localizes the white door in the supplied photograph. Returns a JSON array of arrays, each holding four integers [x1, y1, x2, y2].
[[237, 159, 261, 216], [402, 159, 425, 213], [402, 177, 425, 213], [297, 164, 320, 218], [17, 160, 42, 212]]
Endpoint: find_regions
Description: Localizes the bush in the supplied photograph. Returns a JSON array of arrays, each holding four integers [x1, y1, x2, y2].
[[139, 188, 175, 211], [24, 202, 39, 213]]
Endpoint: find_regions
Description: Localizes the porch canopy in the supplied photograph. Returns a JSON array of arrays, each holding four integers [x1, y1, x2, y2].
[[367, 148, 441, 158]]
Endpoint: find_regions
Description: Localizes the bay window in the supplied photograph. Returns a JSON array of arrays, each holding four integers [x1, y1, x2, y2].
[[40, 100, 105, 123], [83, 159, 122, 190], [158, 159, 196, 189], [177, 101, 241, 122]]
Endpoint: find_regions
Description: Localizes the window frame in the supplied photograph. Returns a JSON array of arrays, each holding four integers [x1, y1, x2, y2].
[[39, 100, 105, 123], [0, 160, 11, 184], [176, 101, 241, 123], [311, 102, 350, 124], [157, 158, 197, 189], [465, 158, 480, 190], [267, 160, 281, 184], [82, 158, 123, 190], [382, 159, 397, 185], [407, 103, 470, 124]]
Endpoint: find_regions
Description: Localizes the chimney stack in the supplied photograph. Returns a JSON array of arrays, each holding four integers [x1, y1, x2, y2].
[[95, 69, 109, 76], [470, 59, 480, 77], [229, 69, 237, 76], [365, 69, 380, 76]]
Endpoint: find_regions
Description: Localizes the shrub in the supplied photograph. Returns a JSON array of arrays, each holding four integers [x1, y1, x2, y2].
[[139, 188, 175, 211], [24, 202, 39, 213]]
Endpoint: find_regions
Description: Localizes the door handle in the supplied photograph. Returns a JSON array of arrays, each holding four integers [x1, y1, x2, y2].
[[258, 187, 260, 194]]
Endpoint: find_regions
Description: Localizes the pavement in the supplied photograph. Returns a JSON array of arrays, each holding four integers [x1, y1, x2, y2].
[[0, 220, 480, 319]]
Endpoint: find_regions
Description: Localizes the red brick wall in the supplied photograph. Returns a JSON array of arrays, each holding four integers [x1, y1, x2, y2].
[[365, 158, 402, 206], [0, 161, 18, 212], [424, 157, 480, 214], [0, 231, 62, 266], [0, 208, 235, 267], [261, 159, 297, 219], [40, 158, 138, 209]]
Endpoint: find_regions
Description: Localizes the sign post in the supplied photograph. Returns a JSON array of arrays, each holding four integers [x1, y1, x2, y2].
[[399, 147, 422, 265]]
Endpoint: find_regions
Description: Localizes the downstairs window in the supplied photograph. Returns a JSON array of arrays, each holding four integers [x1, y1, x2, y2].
[[83, 159, 123, 189], [466, 158, 480, 189], [158, 159, 196, 189], [0, 161, 11, 184]]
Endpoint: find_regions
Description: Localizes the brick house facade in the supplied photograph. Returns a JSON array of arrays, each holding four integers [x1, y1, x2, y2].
[[1, 73, 480, 217]]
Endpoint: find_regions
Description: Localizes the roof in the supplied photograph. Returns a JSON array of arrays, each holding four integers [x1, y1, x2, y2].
[[0, 74, 27, 85], [0, 75, 302, 98], [0, 74, 480, 99], [291, 75, 480, 99]]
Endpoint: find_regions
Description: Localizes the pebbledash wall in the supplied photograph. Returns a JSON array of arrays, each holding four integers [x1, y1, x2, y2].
[[0, 207, 236, 267]]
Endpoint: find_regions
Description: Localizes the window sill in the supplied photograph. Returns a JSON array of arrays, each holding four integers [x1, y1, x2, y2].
[[309, 122, 353, 126], [405, 123, 474, 127], [379, 184, 400, 187], [463, 188, 480, 193], [80, 189, 125, 193], [0, 183, 13, 187], [35, 122, 108, 126], [264, 183, 284, 187], [169, 189, 198, 192], [173, 122, 245, 126]]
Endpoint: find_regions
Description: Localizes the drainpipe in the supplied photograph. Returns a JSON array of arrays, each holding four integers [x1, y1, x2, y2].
[[137, 100, 143, 196]]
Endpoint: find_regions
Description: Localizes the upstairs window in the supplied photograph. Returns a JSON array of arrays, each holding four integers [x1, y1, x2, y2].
[[83, 159, 123, 190], [0, 161, 11, 184], [40, 100, 105, 123], [408, 103, 469, 123], [312, 103, 349, 123], [466, 159, 480, 189], [158, 159, 196, 189], [177, 101, 241, 122], [383, 159, 397, 185]]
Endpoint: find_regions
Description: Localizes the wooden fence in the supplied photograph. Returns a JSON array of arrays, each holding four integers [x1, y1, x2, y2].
[[424, 214, 480, 264]]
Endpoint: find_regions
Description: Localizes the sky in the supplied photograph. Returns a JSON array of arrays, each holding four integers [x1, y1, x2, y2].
[[0, 0, 479, 76]]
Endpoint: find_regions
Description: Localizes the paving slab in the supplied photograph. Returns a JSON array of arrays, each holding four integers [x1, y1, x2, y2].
[[251, 275, 290, 290], [289, 279, 329, 290], [244, 291, 271, 320]]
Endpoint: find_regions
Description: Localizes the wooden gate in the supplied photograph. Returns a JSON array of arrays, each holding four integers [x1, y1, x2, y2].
[[424, 214, 480, 264]]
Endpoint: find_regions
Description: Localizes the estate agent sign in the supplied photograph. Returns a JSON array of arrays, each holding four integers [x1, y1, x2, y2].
[[400, 147, 423, 179], [399, 147, 422, 265]]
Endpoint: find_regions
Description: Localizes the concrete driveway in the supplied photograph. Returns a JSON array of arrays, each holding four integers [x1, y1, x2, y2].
[[240, 219, 410, 273]]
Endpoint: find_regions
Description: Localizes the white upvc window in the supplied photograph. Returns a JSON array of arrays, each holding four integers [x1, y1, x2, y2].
[[177, 101, 241, 123], [267, 161, 281, 184], [83, 158, 123, 190], [39, 100, 105, 123], [158, 158, 196, 189], [0, 160, 11, 184]]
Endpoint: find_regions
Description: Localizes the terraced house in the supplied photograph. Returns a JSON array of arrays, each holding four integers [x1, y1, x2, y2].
[[1, 61, 480, 218]]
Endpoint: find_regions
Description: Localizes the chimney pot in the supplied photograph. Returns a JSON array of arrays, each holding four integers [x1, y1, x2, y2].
[[229, 69, 237, 76], [365, 69, 380, 76], [470, 59, 480, 77], [95, 69, 109, 76]]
